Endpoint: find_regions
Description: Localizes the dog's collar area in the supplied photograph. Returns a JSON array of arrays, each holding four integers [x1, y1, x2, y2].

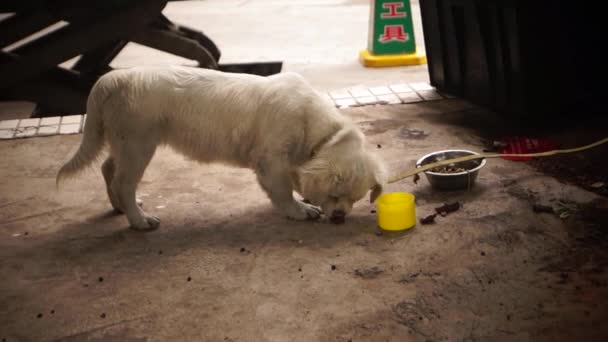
[[310, 130, 338, 158]]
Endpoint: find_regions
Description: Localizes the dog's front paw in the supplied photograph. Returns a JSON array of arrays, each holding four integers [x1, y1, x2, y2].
[[286, 201, 322, 221], [130, 215, 161, 231]]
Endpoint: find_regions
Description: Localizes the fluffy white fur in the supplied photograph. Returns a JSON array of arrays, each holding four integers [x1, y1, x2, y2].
[[57, 66, 386, 230]]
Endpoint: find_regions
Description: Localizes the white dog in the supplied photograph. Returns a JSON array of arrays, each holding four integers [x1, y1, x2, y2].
[[57, 66, 386, 230]]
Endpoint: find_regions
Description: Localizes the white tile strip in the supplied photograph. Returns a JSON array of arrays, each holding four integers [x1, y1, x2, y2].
[[0, 82, 454, 140], [409, 82, 435, 91], [368, 86, 393, 96], [59, 123, 81, 135], [417, 90, 444, 101], [37, 125, 59, 136], [389, 83, 414, 93], [14, 126, 38, 138], [348, 88, 373, 98], [376, 94, 402, 104], [0, 129, 15, 139], [335, 98, 357, 108], [40, 116, 61, 126], [0, 119, 19, 130], [19, 118, 40, 128], [61, 115, 82, 125], [397, 92, 424, 103]]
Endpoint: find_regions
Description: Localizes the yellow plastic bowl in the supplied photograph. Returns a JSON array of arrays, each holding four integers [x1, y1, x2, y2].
[[377, 192, 416, 231]]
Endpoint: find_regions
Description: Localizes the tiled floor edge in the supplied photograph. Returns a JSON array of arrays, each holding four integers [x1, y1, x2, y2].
[[0, 82, 455, 140]]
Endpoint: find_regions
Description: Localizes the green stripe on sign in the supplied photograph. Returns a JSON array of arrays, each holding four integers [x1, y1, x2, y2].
[[368, 0, 417, 55]]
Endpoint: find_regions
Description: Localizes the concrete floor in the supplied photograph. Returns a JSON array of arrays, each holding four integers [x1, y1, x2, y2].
[[3, 1, 608, 341], [2, 99, 608, 341]]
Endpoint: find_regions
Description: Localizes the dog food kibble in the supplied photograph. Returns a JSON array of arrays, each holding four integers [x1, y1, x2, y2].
[[377, 144, 382, 149], [331, 265, 337, 271], [240, 247, 246, 253], [98, 277, 104, 282], [435, 202, 461, 216], [158, 250, 163, 255], [100, 313, 106, 319], [24, 232, 29, 236], [50, 310, 55, 314], [37, 313, 43, 318], [432, 166, 467, 174], [420, 214, 437, 225], [298, 268, 302, 272], [480, 251, 486, 256], [187, 276, 192, 282]]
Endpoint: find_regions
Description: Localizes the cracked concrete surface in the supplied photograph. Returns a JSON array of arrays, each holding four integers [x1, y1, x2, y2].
[[2, 99, 607, 341]]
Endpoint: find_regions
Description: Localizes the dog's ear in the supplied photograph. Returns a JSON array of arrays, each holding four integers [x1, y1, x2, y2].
[[369, 183, 383, 203]]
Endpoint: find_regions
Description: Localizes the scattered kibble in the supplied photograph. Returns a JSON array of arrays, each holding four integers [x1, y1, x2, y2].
[[435, 202, 461, 216], [187, 276, 192, 282], [24, 232, 29, 236], [158, 250, 163, 255], [420, 214, 437, 225], [98, 277, 104, 282], [331, 265, 337, 271], [50, 310, 55, 314], [100, 313, 106, 319], [36, 313, 43, 318], [377, 144, 382, 149], [432, 166, 467, 174], [240, 247, 246, 253], [480, 251, 486, 256], [298, 268, 302, 272]]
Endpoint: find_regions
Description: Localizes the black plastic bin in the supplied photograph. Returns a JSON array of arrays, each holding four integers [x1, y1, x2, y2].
[[419, 0, 604, 121]]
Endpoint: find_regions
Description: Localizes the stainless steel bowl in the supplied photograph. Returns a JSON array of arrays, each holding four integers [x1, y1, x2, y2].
[[416, 150, 486, 191]]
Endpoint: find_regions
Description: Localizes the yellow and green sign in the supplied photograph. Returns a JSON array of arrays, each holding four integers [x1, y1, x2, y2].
[[360, 0, 426, 67]]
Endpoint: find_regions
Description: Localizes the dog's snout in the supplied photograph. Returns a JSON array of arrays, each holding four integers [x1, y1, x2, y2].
[[330, 210, 346, 224], [332, 210, 345, 217]]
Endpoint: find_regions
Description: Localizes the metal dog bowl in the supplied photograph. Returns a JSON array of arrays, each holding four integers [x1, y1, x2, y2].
[[416, 150, 486, 191]]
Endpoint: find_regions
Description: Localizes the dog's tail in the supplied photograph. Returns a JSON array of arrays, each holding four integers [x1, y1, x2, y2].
[[56, 81, 112, 188]]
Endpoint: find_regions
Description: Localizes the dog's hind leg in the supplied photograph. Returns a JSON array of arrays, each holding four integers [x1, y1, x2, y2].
[[102, 157, 143, 213], [256, 159, 322, 221], [102, 157, 122, 212], [111, 143, 159, 230]]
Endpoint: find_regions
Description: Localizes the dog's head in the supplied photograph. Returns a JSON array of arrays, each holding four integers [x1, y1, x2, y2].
[[294, 128, 387, 223]]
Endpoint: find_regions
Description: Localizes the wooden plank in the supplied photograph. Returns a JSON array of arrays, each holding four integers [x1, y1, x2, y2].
[[72, 40, 127, 75], [0, 0, 168, 89], [131, 27, 218, 69], [152, 14, 221, 61], [0, 11, 57, 49]]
